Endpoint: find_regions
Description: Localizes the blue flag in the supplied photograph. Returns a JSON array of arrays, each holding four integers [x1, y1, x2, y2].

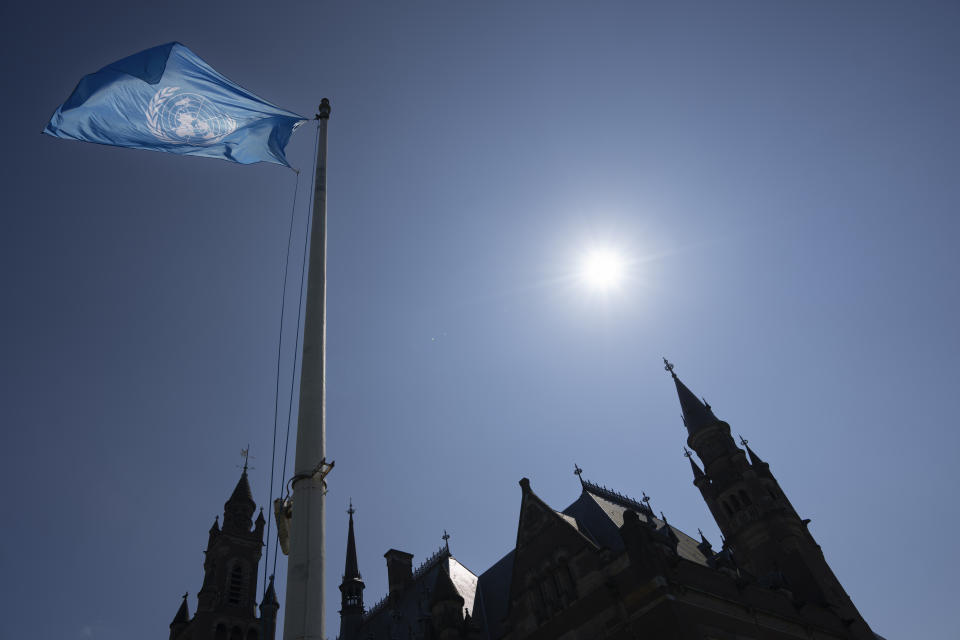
[[44, 43, 307, 167]]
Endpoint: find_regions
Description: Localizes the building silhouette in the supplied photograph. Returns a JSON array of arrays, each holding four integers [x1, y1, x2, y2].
[[336, 365, 880, 640], [170, 467, 279, 640]]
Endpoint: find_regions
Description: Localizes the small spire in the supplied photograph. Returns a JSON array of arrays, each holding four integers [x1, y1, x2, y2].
[[696, 529, 714, 556], [573, 463, 584, 486], [171, 592, 190, 626], [209, 515, 220, 533], [442, 530, 451, 551], [743, 442, 767, 469], [685, 447, 705, 480], [262, 574, 279, 606]]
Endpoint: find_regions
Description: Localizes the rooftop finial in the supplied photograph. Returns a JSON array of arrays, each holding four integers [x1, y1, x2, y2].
[[182, 591, 188, 600], [663, 357, 677, 379], [642, 490, 653, 513], [683, 447, 692, 458], [240, 445, 253, 472], [574, 463, 584, 485], [739, 434, 748, 447], [442, 530, 450, 551], [347, 499, 355, 516]]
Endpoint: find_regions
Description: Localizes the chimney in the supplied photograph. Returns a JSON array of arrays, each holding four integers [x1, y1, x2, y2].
[[383, 549, 414, 596]]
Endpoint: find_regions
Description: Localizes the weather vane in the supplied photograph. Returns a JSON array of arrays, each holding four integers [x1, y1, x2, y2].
[[239, 446, 254, 472]]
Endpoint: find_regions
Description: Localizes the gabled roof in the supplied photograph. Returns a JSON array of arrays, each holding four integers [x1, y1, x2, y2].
[[359, 552, 478, 638]]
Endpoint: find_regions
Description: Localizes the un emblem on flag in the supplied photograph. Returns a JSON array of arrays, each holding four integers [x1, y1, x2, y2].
[[146, 86, 238, 145]]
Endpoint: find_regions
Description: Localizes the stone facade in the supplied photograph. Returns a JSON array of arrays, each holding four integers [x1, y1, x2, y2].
[[337, 367, 880, 640]]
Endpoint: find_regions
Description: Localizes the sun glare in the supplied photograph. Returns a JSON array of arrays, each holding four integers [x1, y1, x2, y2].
[[580, 247, 625, 291]]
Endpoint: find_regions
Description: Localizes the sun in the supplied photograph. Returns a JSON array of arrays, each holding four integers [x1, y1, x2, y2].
[[580, 247, 625, 291]]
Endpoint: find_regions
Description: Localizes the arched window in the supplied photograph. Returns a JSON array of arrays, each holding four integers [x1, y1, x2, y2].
[[730, 494, 742, 510], [739, 490, 752, 506], [723, 501, 733, 516], [227, 563, 245, 606]]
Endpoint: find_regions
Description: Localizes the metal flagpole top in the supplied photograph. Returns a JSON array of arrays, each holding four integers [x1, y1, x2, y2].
[[316, 98, 331, 120]]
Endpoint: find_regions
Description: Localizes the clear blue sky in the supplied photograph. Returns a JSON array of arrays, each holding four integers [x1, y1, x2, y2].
[[1, 2, 957, 638]]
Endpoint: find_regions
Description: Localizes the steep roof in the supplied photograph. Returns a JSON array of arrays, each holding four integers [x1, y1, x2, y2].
[[561, 483, 709, 566], [358, 551, 478, 638]]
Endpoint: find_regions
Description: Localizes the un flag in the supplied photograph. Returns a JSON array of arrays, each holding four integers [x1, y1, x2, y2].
[[44, 43, 307, 167]]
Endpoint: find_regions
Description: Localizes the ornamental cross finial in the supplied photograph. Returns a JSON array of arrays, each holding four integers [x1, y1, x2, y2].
[[182, 591, 188, 600], [442, 530, 450, 550], [683, 447, 692, 458], [573, 463, 583, 483], [663, 357, 677, 378], [739, 434, 749, 447], [347, 499, 355, 516]]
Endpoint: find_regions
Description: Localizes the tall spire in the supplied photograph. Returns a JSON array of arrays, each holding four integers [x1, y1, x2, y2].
[[344, 501, 360, 580], [664, 358, 719, 434], [338, 501, 365, 640]]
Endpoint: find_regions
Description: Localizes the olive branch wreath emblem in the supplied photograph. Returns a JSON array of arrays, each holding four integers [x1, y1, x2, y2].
[[145, 86, 181, 143], [145, 86, 237, 145]]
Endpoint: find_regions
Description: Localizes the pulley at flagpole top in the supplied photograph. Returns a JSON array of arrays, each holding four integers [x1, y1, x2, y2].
[[281, 98, 334, 640]]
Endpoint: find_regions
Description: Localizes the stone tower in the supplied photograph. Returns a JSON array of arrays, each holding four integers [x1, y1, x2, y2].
[[338, 502, 365, 640], [170, 469, 278, 640], [667, 360, 875, 640]]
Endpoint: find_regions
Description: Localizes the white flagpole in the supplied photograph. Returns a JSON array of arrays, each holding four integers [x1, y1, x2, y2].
[[284, 98, 332, 640]]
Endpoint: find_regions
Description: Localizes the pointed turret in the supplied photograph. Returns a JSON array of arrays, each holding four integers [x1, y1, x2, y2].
[[169, 593, 190, 640], [338, 502, 365, 640], [223, 470, 256, 532], [259, 574, 280, 640]]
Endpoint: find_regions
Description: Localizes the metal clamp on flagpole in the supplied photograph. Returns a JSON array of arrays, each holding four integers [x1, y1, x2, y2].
[[275, 459, 334, 556], [289, 457, 335, 491]]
